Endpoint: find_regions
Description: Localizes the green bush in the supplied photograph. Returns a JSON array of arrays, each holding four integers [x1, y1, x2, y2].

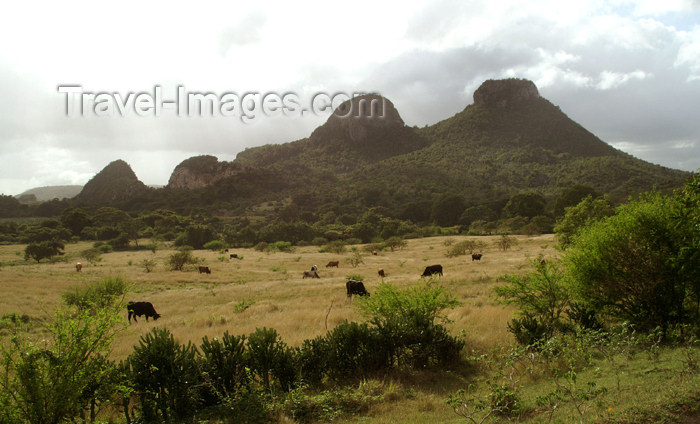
[[354, 281, 463, 368], [200, 332, 248, 403], [323, 321, 388, 381], [566, 193, 689, 331], [203, 240, 227, 251], [320, 240, 346, 254], [168, 247, 197, 271], [0, 302, 124, 424], [246, 327, 297, 392], [62, 277, 128, 310], [494, 256, 570, 340], [129, 328, 201, 421]]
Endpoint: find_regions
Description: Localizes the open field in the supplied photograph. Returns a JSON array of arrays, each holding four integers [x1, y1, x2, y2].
[[4, 234, 698, 423], [0, 234, 552, 360]]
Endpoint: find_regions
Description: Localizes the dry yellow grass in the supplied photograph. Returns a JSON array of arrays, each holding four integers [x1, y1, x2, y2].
[[0, 234, 557, 360]]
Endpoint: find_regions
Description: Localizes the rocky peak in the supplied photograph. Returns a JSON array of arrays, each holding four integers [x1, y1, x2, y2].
[[75, 159, 149, 204], [167, 155, 239, 190], [473, 78, 540, 108], [311, 95, 405, 143]]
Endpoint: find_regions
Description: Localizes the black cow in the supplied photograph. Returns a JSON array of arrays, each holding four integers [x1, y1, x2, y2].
[[230, 253, 238, 259], [346, 279, 369, 297], [421, 264, 443, 277], [198, 266, 211, 274], [472, 253, 482, 261], [127, 301, 161, 323]]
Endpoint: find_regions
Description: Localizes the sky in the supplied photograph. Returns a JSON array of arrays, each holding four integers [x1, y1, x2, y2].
[[1, 0, 699, 195]]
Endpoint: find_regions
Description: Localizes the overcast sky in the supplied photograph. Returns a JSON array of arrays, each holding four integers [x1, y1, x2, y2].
[[1, 0, 699, 195]]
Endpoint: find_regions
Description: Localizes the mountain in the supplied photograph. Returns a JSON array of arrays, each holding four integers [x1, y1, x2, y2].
[[15, 185, 83, 203], [67, 78, 689, 217], [74, 159, 151, 206]]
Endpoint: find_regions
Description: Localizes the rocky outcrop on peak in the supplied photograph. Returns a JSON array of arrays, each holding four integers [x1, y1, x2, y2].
[[473, 78, 540, 108], [167, 155, 239, 190]]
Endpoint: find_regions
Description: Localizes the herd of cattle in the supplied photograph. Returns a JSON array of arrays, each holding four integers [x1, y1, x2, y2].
[[110, 251, 484, 324]]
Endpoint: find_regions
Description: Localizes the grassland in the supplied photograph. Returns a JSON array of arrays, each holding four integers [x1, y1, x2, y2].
[[1, 234, 698, 423]]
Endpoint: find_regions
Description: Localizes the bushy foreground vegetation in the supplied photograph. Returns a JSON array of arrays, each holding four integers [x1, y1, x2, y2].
[[0, 279, 463, 423]]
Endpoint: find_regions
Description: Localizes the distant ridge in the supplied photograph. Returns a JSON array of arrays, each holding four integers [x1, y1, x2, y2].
[[15, 185, 83, 203]]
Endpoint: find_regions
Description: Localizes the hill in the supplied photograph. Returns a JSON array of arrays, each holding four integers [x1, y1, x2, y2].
[[74, 159, 152, 207], [39, 78, 690, 218], [196, 78, 687, 216], [15, 185, 83, 203]]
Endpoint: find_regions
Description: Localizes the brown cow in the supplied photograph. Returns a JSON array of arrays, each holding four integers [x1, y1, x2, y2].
[[326, 261, 339, 267], [76, 262, 82, 272], [198, 266, 211, 274], [378, 269, 385, 277], [372, 251, 378, 256], [471, 253, 482, 261]]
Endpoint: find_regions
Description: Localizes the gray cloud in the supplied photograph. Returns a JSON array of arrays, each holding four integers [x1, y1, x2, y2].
[[218, 11, 268, 55]]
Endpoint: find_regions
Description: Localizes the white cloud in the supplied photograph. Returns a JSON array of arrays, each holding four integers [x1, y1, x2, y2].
[[1, 0, 699, 195]]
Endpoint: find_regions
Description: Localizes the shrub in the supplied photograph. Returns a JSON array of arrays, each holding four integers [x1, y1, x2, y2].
[[566, 193, 689, 331], [354, 281, 463, 368], [348, 248, 364, 268], [271, 241, 295, 253], [445, 239, 486, 257], [141, 258, 156, 273], [494, 234, 518, 251], [204, 240, 227, 251], [168, 247, 197, 271], [254, 242, 269, 252], [494, 256, 571, 338], [129, 328, 201, 421], [81, 248, 102, 264], [0, 301, 124, 424], [323, 321, 388, 381], [320, 240, 346, 254], [200, 332, 248, 402], [246, 327, 296, 392], [97, 244, 113, 253], [62, 277, 128, 310]]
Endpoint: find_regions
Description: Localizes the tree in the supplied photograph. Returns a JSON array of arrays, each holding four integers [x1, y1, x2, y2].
[[503, 192, 545, 219], [430, 194, 466, 227], [24, 241, 64, 263], [61, 208, 93, 237], [553, 185, 599, 217], [459, 205, 498, 227], [565, 193, 687, 331], [554, 195, 614, 248]]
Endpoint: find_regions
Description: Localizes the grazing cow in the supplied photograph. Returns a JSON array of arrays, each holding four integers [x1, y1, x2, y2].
[[198, 266, 211, 274], [372, 251, 378, 256], [378, 269, 385, 277], [127, 301, 161, 323], [75, 262, 82, 272], [421, 264, 443, 277], [471, 253, 483, 261], [230, 254, 238, 259], [303, 270, 320, 279], [326, 261, 339, 268], [346, 279, 369, 297]]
